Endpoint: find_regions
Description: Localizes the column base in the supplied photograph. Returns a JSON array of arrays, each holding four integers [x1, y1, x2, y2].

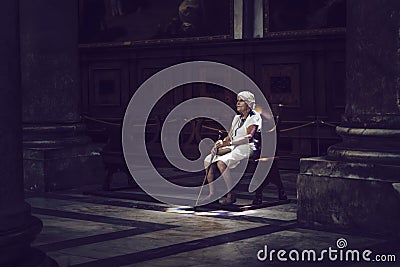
[[23, 144, 105, 192], [0, 216, 58, 267], [327, 126, 400, 165], [9, 248, 59, 267], [297, 156, 400, 237]]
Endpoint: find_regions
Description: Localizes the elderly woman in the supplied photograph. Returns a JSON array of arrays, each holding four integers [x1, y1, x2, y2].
[[204, 91, 261, 205]]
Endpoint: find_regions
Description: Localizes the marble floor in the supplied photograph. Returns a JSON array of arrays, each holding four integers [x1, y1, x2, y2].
[[26, 170, 399, 267]]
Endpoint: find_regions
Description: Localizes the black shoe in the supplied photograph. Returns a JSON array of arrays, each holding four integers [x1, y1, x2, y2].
[[278, 189, 288, 200], [252, 192, 263, 205], [219, 193, 237, 205]]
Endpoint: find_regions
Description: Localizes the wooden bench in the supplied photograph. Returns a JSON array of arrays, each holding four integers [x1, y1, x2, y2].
[[99, 117, 287, 206]]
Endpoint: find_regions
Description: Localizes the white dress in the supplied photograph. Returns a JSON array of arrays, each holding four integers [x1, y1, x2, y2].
[[204, 111, 262, 169]]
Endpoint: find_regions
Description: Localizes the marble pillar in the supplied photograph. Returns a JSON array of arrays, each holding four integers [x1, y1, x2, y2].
[[20, 0, 104, 191], [298, 0, 400, 236], [0, 0, 58, 265]]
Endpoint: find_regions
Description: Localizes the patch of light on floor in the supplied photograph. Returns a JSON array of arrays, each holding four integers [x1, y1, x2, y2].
[[164, 206, 260, 217], [165, 207, 195, 214]]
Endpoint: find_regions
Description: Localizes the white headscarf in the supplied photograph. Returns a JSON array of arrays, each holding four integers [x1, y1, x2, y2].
[[238, 91, 255, 109]]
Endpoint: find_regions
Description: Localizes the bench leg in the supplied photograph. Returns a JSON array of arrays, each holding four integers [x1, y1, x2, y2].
[[102, 170, 112, 191], [123, 165, 138, 187], [252, 160, 287, 204], [102, 164, 118, 191]]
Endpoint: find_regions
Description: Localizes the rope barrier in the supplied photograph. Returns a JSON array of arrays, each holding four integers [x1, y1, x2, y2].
[[82, 115, 160, 127], [200, 119, 338, 134], [279, 121, 317, 133], [83, 115, 338, 134], [82, 115, 121, 126], [266, 124, 277, 133], [201, 125, 228, 133], [320, 120, 338, 128], [83, 113, 339, 158], [199, 119, 338, 134]]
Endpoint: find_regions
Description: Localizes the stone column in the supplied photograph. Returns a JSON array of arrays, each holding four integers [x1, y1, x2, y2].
[[0, 0, 57, 266], [20, 0, 104, 191], [298, 0, 400, 236]]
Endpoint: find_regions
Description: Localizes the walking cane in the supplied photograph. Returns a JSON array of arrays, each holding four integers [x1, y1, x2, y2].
[[195, 131, 222, 206]]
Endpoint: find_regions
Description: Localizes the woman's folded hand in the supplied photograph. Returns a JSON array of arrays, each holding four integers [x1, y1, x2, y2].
[[215, 140, 224, 148]]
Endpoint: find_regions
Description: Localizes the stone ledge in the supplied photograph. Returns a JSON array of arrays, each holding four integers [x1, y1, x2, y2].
[[23, 144, 106, 192], [298, 157, 400, 237], [300, 156, 400, 182]]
